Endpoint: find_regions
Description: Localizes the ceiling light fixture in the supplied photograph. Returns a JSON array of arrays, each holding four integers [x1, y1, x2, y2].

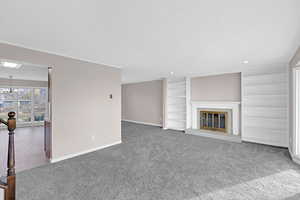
[[242, 60, 249, 64], [0, 60, 22, 69], [170, 72, 174, 75]]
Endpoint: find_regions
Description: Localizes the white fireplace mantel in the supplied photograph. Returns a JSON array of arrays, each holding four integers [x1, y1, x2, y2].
[[190, 101, 241, 135]]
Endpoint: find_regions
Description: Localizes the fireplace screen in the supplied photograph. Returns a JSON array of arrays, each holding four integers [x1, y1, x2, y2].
[[200, 111, 227, 133]]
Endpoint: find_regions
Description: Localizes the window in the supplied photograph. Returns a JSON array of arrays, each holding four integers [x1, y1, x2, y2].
[[33, 88, 47, 121], [0, 101, 17, 120], [18, 101, 32, 122], [0, 87, 47, 124]]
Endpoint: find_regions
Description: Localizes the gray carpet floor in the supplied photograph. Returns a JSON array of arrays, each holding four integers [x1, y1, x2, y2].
[[17, 122, 300, 200]]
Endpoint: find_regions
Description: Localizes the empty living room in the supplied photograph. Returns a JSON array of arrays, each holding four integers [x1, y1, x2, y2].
[[1, 0, 300, 200]]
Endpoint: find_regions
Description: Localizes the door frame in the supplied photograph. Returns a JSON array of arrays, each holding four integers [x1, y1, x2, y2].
[[293, 66, 300, 155]]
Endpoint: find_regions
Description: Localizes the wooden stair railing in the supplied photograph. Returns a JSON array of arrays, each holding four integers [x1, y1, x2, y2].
[[0, 112, 16, 200]]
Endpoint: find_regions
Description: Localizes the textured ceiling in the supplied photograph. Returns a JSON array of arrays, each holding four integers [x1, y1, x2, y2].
[[1, 0, 300, 83]]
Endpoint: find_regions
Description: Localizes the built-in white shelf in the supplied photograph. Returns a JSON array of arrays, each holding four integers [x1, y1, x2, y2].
[[243, 105, 287, 109], [168, 111, 187, 115], [167, 79, 186, 84], [167, 126, 186, 131], [243, 82, 287, 87], [168, 108, 186, 112], [167, 96, 186, 98], [242, 71, 288, 147], [244, 115, 286, 120], [168, 119, 186, 122], [243, 73, 287, 84], [168, 83, 186, 89], [244, 84, 287, 96], [244, 107, 287, 119], [165, 77, 189, 131]]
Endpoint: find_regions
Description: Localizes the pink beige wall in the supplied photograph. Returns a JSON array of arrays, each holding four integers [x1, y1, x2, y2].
[[122, 80, 163, 126], [122, 74, 240, 126], [191, 73, 241, 102], [0, 43, 121, 161]]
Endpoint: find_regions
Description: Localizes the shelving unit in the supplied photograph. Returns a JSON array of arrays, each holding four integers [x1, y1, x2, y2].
[[242, 71, 288, 147], [165, 77, 189, 131]]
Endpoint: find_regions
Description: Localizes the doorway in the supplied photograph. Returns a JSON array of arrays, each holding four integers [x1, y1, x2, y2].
[[0, 60, 51, 174]]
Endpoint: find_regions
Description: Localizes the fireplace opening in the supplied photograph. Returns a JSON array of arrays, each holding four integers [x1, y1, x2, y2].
[[200, 111, 228, 133]]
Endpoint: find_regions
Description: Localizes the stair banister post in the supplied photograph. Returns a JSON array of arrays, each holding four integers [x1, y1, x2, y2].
[[6, 112, 16, 200]]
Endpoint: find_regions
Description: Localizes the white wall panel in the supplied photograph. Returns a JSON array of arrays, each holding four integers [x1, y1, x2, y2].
[[243, 127, 288, 146], [244, 107, 287, 118], [243, 95, 287, 107], [243, 73, 287, 85], [244, 83, 287, 95], [242, 71, 288, 147]]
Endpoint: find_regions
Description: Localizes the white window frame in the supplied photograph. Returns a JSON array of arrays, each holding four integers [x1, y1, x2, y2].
[[293, 66, 300, 155], [0, 86, 48, 127]]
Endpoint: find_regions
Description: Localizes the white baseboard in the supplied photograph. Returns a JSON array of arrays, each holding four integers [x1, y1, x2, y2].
[[122, 119, 162, 127], [50, 140, 122, 163]]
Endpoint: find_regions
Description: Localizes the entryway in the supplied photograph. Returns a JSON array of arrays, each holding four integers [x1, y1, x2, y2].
[[0, 60, 51, 175]]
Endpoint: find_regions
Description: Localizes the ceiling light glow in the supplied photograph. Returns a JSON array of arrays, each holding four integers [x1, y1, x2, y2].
[[243, 60, 249, 64], [1, 61, 22, 69]]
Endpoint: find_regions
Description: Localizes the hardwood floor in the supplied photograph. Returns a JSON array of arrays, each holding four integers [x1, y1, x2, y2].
[[0, 126, 48, 176]]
